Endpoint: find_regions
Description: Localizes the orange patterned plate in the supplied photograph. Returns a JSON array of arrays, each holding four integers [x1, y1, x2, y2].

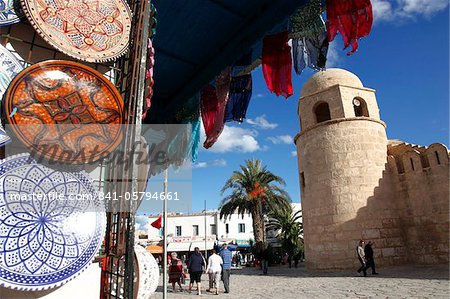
[[20, 0, 132, 62], [4, 60, 124, 164]]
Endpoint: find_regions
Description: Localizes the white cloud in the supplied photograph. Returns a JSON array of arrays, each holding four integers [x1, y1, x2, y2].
[[372, 0, 448, 22], [193, 162, 208, 169], [291, 151, 297, 157], [207, 125, 261, 153], [254, 93, 266, 98], [193, 159, 227, 169], [246, 115, 278, 130], [213, 159, 227, 167], [267, 135, 293, 145], [135, 215, 150, 232]]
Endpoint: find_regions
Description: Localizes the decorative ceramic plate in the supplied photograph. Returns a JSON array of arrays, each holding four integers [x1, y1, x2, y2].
[[0, 0, 21, 26], [20, 0, 132, 62], [0, 43, 23, 100], [135, 245, 159, 299], [0, 153, 106, 290], [0, 127, 11, 146], [4, 60, 124, 164]]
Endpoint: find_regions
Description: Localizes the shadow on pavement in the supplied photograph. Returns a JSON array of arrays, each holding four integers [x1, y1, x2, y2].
[[232, 264, 449, 280]]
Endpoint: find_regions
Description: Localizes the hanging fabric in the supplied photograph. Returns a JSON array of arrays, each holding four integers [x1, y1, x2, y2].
[[143, 38, 155, 120], [292, 32, 329, 74], [224, 53, 253, 123], [290, 0, 328, 74], [190, 119, 201, 162], [326, 0, 373, 55], [262, 31, 293, 99], [290, 0, 325, 39], [201, 68, 231, 149], [142, 4, 157, 120], [224, 74, 252, 123]]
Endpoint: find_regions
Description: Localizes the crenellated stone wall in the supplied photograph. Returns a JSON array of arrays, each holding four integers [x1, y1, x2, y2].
[[295, 68, 449, 272]]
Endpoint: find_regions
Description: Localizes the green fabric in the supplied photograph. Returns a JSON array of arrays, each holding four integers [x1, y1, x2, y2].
[[290, 0, 325, 38]]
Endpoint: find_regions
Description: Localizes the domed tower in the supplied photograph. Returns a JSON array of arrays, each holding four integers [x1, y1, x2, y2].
[[294, 69, 388, 271]]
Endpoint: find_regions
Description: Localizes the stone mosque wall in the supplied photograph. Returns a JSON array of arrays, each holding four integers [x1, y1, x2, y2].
[[295, 68, 449, 272]]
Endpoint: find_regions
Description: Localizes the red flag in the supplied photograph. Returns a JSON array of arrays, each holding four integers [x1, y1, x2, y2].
[[151, 215, 162, 229]]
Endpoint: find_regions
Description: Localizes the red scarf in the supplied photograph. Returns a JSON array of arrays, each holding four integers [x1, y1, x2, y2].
[[262, 31, 293, 99], [200, 69, 231, 148], [326, 0, 373, 55]]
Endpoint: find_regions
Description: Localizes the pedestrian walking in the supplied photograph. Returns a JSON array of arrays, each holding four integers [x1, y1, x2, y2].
[[356, 240, 367, 277], [206, 249, 223, 295], [364, 241, 379, 275], [219, 244, 232, 293], [188, 247, 205, 295], [168, 252, 184, 292], [261, 247, 270, 275], [293, 252, 300, 268]]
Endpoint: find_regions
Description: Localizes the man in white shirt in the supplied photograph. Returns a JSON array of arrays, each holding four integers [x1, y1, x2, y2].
[[206, 249, 223, 295], [356, 240, 367, 277]]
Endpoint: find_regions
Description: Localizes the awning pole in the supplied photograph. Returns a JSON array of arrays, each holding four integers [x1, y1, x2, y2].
[[204, 199, 207, 258], [163, 168, 168, 299]]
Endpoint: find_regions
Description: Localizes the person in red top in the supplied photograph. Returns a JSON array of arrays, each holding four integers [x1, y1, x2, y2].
[[168, 252, 184, 292]]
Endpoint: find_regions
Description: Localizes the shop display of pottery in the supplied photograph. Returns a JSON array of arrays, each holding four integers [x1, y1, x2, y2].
[[20, 0, 132, 62], [0, 153, 106, 290], [4, 60, 124, 164], [134, 245, 159, 299], [0, 0, 21, 26]]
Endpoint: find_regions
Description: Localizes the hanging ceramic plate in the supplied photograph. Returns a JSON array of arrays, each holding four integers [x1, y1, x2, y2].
[[135, 245, 159, 299], [0, 127, 11, 146], [0, 43, 23, 100], [0, 153, 106, 290], [0, 0, 21, 26], [20, 0, 132, 62], [4, 60, 124, 164]]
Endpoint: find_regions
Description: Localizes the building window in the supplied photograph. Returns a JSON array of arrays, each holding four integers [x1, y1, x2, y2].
[[210, 224, 216, 235], [300, 172, 305, 188], [238, 223, 245, 233], [410, 158, 415, 171], [435, 151, 441, 165], [192, 225, 199, 236], [353, 97, 369, 117], [176, 226, 182, 236], [314, 102, 331, 123], [225, 223, 229, 234]]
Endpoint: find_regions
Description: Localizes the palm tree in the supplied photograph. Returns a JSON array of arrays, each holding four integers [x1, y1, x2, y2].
[[267, 206, 303, 256], [219, 159, 291, 250]]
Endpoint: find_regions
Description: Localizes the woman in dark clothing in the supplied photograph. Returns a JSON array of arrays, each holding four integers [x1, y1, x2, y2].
[[188, 247, 205, 295]]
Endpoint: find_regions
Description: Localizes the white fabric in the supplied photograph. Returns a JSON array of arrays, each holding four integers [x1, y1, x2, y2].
[[206, 254, 223, 273], [357, 245, 365, 260]]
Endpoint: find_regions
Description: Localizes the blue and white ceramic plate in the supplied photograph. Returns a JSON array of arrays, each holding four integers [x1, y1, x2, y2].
[[0, 127, 10, 146], [0, 43, 23, 100], [0, 154, 106, 290], [0, 0, 21, 26]]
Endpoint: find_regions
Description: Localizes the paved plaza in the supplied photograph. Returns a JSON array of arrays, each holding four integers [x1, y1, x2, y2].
[[151, 264, 449, 298]]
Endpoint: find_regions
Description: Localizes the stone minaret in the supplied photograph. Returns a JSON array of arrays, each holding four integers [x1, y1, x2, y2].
[[294, 69, 388, 271]]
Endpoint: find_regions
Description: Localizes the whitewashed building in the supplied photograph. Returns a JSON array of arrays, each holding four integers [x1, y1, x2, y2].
[[145, 203, 301, 252]]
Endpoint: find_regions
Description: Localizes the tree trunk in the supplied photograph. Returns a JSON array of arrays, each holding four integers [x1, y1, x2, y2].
[[251, 206, 265, 251]]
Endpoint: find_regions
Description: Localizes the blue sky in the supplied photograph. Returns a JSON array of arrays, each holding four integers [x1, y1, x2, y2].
[[137, 1, 449, 221]]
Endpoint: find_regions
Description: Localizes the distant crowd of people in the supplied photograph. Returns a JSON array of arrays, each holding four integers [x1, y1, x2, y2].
[[167, 244, 232, 295]]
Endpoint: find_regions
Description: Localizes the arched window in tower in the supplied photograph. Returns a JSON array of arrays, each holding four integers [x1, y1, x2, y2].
[[314, 102, 331, 123], [353, 97, 369, 117]]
